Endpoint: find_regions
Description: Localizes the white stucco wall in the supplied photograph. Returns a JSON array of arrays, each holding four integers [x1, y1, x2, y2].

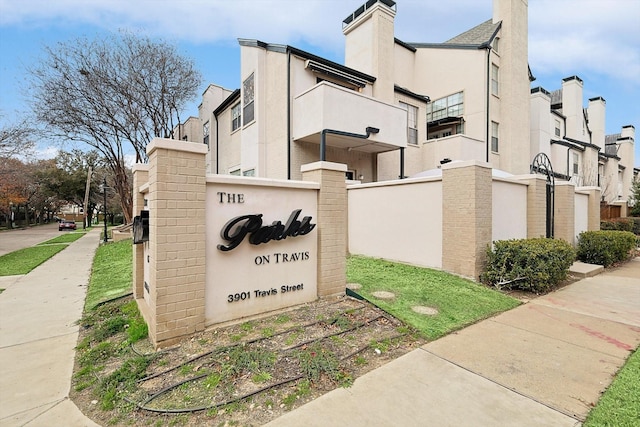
[[492, 178, 528, 242], [574, 192, 589, 242], [347, 177, 442, 269]]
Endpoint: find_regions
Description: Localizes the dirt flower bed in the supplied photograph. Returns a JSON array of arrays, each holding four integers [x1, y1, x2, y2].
[[71, 294, 427, 426]]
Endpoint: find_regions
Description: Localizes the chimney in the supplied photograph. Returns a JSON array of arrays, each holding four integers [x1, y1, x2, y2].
[[587, 96, 606, 148], [562, 76, 584, 141], [343, 0, 396, 103]]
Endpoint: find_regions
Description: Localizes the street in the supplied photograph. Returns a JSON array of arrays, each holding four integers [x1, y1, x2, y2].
[[0, 222, 73, 256]]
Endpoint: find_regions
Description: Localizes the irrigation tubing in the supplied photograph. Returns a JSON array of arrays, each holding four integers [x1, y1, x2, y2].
[[137, 303, 368, 383], [133, 331, 407, 414]]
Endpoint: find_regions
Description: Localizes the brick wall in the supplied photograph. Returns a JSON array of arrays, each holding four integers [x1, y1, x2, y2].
[[143, 138, 208, 348], [302, 162, 347, 296], [553, 182, 576, 244], [441, 161, 492, 280]]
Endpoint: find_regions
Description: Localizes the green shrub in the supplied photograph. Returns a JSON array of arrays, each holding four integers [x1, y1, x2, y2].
[[482, 238, 576, 293], [600, 218, 634, 232], [577, 230, 637, 267]]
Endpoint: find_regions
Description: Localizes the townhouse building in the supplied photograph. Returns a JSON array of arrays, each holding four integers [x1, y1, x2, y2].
[[180, 0, 635, 209]]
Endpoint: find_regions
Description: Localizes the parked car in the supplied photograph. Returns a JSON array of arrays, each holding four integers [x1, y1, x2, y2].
[[59, 220, 77, 231]]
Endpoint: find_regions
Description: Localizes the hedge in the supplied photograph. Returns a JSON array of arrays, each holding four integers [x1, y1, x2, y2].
[[482, 238, 576, 294], [577, 230, 637, 267]]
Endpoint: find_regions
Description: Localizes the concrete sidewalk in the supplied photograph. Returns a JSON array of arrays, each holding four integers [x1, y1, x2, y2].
[[0, 230, 101, 427], [267, 258, 640, 427]]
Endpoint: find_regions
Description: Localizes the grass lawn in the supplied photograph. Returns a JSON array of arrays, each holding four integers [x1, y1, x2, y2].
[[0, 245, 69, 276], [84, 239, 132, 310], [38, 232, 86, 245], [584, 348, 640, 427], [347, 255, 521, 340]]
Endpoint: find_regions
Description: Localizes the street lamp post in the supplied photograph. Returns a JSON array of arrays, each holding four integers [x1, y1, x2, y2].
[[102, 177, 108, 243]]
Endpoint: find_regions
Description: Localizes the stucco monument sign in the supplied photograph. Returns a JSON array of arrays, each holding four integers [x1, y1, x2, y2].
[[205, 177, 318, 325]]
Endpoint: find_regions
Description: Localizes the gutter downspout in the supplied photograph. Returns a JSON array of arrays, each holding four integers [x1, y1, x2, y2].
[[484, 44, 491, 163], [400, 148, 405, 179], [287, 49, 292, 179], [214, 113, 219, 174], [320, 127, 380, 162]]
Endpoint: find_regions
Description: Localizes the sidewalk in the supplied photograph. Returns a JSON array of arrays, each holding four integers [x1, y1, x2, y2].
[[0, 230, 101, 427], [267, 258, 640, 427], [0, 238, 637, 427]]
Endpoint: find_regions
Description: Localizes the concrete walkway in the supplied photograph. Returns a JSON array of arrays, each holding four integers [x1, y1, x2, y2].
[[0, 230, 100, 427], [1, 231, 638, 426], [267, 258, 640, 427]]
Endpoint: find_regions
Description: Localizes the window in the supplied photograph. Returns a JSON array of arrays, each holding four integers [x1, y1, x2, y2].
[[491, 121, 499, 152], [491, 64, 499, 96], [243, 73, 255, 125], [399, 101, 418, 144], [203, 121, 210, 146], [426, 92, 464, 122], [442, 131, 452, 137], [242, 169, 255, 177], [231, 103, 241, 131], [554, 119, 561, 137], [493, 37, 500, 53], [230, 168, 241, 176], [572, 153, 579, 175]]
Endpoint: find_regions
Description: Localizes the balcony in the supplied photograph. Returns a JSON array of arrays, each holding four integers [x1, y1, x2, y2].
[[423, 134, 486, 167], [293, 82, 407, 154]]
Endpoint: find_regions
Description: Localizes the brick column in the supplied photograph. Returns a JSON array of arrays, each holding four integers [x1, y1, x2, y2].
[[441, 160, 492, 280], [553, 181, 576, 244], [132, 164, 149, 299], [514, 174, 547, 238], [301, 161, 347, 297], [144, 138, 208, 348]]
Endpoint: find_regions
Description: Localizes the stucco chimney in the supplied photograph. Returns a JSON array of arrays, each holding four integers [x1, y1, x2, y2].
[[343, 0, 396, 103], [618, 125, 635, 201], [562, 75, 585, 141], [587, 96, 606, 148], [492, 0, 531, 174]]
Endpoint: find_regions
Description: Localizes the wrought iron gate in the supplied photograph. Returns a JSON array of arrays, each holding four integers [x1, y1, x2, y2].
[[530, 153, 555, 238]]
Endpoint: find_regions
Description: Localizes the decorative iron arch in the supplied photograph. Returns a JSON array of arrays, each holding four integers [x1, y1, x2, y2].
[[530, 153, 555, 238]]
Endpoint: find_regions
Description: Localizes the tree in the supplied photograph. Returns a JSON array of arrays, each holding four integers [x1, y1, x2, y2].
[[28, 32, 202, 223], [36, 149, 109, 226], [0, 115, 35, 158], [630, 176, 640, 217]]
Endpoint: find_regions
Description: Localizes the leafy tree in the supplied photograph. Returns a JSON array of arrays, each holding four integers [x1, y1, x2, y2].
[[28, 31, 202, 223]]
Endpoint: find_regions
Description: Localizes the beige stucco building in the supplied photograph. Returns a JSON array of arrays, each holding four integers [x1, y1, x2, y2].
[[178, 0, 635, 206]]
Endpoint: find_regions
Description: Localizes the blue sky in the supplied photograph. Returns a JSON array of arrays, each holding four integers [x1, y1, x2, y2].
[[1, 0, 638, 167]]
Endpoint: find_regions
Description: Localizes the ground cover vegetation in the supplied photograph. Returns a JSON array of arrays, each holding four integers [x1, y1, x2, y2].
[[584, 348, 640, 427], [72, 248, 521, 426], [0, 231, 86, 276], [482, 237, 576, 293]]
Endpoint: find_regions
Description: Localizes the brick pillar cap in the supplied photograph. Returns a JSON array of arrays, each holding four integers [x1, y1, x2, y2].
[[575, 186, 600, 191], [147, 138, 208, 156], [301, 161, 348, 173], [441, 159, 492, 171], [132, 163, 150, 173]]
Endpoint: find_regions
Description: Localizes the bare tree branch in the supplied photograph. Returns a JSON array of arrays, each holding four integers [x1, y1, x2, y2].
[[27, 31, 202, 222]]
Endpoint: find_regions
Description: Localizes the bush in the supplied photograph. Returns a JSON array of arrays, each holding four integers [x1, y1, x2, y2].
[[577, 230, 637, 267], [600, 218, 634, 232], [482, 238, 576, 294]]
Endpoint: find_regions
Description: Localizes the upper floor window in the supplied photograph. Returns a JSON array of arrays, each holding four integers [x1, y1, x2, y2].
[[231, 103, 241, 131], [203, 121, 210, 146], [491, 121, 499, 152], [554, 119, 561, 137], [572, 152, 579, 175], [491, 64, 499, 96], [243, 73, 255, 125], [493, 37, 500, 53], [426, 91, 464, 122], [399, 101, 418, 145]]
